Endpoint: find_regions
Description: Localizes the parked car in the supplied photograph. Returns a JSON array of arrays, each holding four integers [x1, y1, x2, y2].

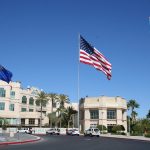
[[84, 128, 100, 137], [66, 129, 79, 136], [17, 128, 32, 134], [71, 129, 80, 136], [66, 129, 73, 135], [46, 128, 60, 135]]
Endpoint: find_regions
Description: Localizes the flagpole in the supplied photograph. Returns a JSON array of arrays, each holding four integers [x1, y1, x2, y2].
[[78, 33, 80, 130]]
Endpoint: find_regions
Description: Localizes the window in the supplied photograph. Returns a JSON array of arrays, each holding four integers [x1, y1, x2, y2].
[[36, 101, 40, 106], [9, 104, 14, 111], [29, 109, 34, 112], [0, 102, 5, 110], [0, 88, 6, 97], [21, 108, 27, 112], [90, 110, 99, 119], [29, 97, 34, 105], [10, 91, 15, 99], [21, 119, 25, 125], [107, 109, 116, 119], [29, 119, 35, 125], [22, 96, 27, 104]]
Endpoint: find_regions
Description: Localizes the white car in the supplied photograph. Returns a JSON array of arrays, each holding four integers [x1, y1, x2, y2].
[[84, 128, 100, 137], [71, 129, 80, 136], [17, 128, 32, 134], [46, 128, 60, 135], [66, 129, 74, 135]]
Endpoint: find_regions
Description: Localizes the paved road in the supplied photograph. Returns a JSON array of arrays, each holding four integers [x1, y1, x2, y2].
[[0, 135, 150, 150]]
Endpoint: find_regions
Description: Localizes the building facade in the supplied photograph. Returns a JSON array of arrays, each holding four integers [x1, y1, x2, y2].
[[0, 80, 127, 131], [0, 81, 78, 127], [79, 96, 127, 132]]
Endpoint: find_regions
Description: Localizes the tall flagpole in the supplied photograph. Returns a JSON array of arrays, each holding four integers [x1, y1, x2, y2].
[[78, 34, 80, 130]]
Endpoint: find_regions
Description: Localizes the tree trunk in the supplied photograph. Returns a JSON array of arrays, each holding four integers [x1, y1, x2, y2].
[[60, 114, 61, 128], [51, 99, 53, 113], [68, 121, 69, 129], [40, 105, 42, 128], [50, 120, 52, 128]]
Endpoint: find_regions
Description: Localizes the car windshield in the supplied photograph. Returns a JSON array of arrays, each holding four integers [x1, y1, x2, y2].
[[94, 129, 99, 132]]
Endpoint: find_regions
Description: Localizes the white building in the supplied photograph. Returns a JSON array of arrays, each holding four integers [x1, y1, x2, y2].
[[79, 96, 127, 132], [0, 81, 78, 127], [0, 80, 127, 131]]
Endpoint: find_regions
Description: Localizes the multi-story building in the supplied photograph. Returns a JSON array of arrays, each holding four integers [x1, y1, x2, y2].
[[0, 81, 78, 127], [79, 96, 127, 132], [0, 80, 127, 131]]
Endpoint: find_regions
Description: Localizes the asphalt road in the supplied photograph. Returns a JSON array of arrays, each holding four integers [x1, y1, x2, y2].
[[0, 135, 150, 150]]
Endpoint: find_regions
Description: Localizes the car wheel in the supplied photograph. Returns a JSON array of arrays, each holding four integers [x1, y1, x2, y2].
[[90, 133, 93, 137]]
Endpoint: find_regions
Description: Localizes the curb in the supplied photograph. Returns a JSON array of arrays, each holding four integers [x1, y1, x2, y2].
[[0, 136, 41, 145], [101, 135, 150, 143]]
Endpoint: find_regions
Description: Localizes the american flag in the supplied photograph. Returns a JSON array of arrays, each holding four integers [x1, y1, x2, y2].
[[79, 35, 112, 80]]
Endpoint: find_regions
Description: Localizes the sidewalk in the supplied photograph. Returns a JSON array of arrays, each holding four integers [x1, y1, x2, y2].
[[101, 134, 150, 142], [0, 133, 41, 145]]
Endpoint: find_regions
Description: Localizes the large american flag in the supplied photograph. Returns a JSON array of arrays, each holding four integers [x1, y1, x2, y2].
[[79, 35, 112, 80]]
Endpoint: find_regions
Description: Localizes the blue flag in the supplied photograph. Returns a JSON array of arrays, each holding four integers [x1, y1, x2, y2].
[[0, 65, 13, 83]]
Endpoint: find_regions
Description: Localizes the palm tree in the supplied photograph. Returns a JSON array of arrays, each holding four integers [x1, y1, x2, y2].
[[47, 112, 57, 127], [146, 109, 150, 119], [132, 111, 138, 123], [64, 106, 77, 128], [35, 91, 49, 127], [58, 94, 70, 108], [48, 93, 58, 113], [56, 94, 69, 128], [56, 107, 66, 128], [141, 119, 150, 134], [127, 99, 139, 124]]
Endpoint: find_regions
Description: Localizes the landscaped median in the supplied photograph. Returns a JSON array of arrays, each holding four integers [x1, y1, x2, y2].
[[0, 134, 41, 145]]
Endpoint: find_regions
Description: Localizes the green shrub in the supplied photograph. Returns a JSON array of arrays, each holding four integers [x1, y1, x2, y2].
[[121, 132, 126, 135], [97, 125, 107, 131], [112, 125, 122, 133], [130, 132, 143, 136], [2, 124, 7, 130], [100, 131, 107, 134], [111, 132, 126, 135], [145, 133, 150, 138]]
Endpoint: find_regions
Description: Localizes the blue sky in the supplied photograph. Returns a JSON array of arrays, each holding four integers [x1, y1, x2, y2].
[[0, 0, 150, 118]]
